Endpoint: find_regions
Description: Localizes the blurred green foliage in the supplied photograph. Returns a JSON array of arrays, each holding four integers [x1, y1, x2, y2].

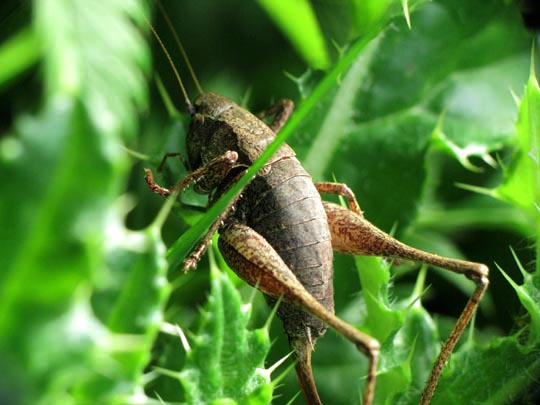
[[0, 0, 539, 404]]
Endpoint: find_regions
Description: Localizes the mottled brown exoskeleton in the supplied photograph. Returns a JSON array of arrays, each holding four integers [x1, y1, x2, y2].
[[144, 9, 489, 405]]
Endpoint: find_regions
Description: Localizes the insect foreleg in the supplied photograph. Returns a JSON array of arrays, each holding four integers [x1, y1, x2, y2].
[[322, 200, 489, 404], [218, 221, 380, 405], [144, 167, 173, 196], [144, 150, 241, 270], [144, 150, 239, 197]]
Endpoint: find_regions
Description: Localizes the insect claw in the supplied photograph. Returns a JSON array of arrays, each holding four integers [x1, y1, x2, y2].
[[144, 167, 171, 196], [183, 257, 197, 272]]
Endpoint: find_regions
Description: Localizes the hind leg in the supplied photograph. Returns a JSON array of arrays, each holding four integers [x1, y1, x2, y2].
[[322, 201, 489, 404], [218, 221, 380, 405]]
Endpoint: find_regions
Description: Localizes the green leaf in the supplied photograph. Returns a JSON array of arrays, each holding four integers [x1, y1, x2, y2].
[[34, 0, 150, 137], [0, 96, 167, 403], [500, 251, 540, 346], [0, 99, 116, 340], [353, 256, 404, 342], [73, 215, 170, 403], [256, 0, 329, 69], [291, 0, 526, 232], [0, 0, 158, 403], [432, 337, 540, 404], [422, 42, 540, 405], [494, 53, 540, 220], [158, 263, 273, 404], [350, 0, 394, 32], [0, 27, 39, 86]]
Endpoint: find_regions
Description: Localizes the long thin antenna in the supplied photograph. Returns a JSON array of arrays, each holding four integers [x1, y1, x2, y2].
[[156, 0, 204, 95], [144, 14, 194, 114]]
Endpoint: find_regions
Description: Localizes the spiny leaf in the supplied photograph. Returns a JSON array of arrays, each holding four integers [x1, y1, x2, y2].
[[494, 51, 540, 220], [500, 250, 540, 346], [162, 263, 274, 404], [0, 0, 156, 403], [429, 45, 540, 405], [0, 99, 166, 404], [291, 0, 527, 233], [34, 0, 150, 137], [432, 337, 540, 404]]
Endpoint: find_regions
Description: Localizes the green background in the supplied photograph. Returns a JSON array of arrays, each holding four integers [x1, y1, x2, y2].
[[1, 0, 539, 404]]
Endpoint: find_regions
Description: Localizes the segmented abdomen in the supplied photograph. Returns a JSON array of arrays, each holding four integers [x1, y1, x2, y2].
[[244, 157, 334, 339]]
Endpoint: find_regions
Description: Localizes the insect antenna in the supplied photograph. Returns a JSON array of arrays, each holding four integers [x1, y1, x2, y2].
[[144, 13, 195, 114], [156, 0, 204, 95]]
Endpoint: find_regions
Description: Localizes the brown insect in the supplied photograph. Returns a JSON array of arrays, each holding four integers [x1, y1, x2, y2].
[[144, 6, 489, 404]]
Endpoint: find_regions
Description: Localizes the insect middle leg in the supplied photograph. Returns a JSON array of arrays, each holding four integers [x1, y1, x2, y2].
[[257, 99, 294, 133], [322, 200, 489, 404], [315, 181, 363, 215], [156, 152, 190, 172], [218, 221, 380, 405]]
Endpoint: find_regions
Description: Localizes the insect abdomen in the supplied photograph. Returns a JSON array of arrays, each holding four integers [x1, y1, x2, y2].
[[244, 157, 334, 339]]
